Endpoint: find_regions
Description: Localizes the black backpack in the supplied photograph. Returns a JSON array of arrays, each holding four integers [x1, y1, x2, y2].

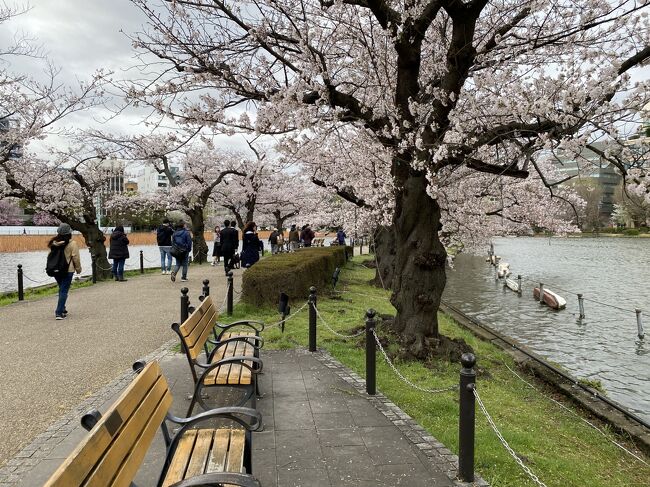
[[46, 244, 70, 277]]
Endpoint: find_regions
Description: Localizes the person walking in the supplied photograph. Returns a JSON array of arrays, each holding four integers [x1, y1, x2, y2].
[[109, 225, 130, 282], [219, 219, 238, 273], [289, 224, 300, 252], [211, 224, 222, 265], [171, 221, 192, 282], [47, 223, 81, 320], [268, 228, 280, 255], [336, 227, 347, 245], [157, 218, 174, 274], [241, 221, 260, 268], [301, 223, 315, 247]]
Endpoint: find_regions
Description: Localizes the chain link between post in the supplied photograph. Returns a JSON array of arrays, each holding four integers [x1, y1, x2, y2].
[[314, 306, 365, 338], [372, 329, 458, 394], [473, 388, 548, 487], [264, 301, 310, 330]]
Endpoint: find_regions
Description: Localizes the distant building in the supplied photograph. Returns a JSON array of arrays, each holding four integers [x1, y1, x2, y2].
[[136, 165, 181, 194], [551, 141, 622, 222], [95, 159, 126, 223], [0, 117, 23, 160]]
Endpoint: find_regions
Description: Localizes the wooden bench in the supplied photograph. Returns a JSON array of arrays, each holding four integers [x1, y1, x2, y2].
[[173, 294, 265, 416], [44, 360, 262, 487]]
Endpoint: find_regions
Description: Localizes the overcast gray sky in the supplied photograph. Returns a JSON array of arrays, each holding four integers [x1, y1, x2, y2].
[[2, 0, 253, 154]]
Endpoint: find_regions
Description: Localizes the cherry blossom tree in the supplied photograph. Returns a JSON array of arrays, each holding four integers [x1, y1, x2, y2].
[[128, 0, 650, 356], [0, 198, 22, 225], [96, 133, 245, 261]]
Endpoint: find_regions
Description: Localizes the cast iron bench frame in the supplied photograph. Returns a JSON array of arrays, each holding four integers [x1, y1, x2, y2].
[[173, 294, 265, 416], [44, 360, 262, 487]]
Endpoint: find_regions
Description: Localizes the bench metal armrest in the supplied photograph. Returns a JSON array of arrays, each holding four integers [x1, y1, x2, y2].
[[206, 336, 264, 361], [168, 472, 261, 487], [167, 406, 263, 432], [196, 355, 263, 373], [215, 320, 265, 337]]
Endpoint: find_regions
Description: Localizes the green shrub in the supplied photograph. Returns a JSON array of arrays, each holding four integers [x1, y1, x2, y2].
[[639, 227, 649, 234], [624, 228, 640, 236], [241, 246, 350, 306]]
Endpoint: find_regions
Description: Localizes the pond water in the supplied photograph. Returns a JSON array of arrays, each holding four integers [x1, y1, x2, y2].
[[443, 237, 650, 422]]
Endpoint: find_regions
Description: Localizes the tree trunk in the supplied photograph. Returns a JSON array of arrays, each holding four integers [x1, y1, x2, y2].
[[371, 225, 396, 289], [187, 209, 208, 263], [390, 174, 447, 358], [70, 220, 110, 280]]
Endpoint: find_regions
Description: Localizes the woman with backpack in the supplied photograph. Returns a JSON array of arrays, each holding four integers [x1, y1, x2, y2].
[[46, 223, 82, 320], [171, 220, 192, 282], [108, 225, 130, 282]]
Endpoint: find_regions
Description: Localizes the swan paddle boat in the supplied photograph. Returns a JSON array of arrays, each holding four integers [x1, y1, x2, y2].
[[497, 262, 511, 278], [505, 277, 520, 292]]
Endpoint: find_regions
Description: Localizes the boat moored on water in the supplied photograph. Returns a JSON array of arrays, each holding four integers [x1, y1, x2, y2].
[[533, 287, 567, 310], [505, 277, 520, 293], [497, 262, 511, 278]]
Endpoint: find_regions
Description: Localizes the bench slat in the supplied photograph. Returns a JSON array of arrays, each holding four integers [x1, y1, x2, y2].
[[87, 380, 172, 487], [44, 363, 168, 487], [185, 429, 213, 478], [179, 297, 210, 340], [189, 306, 219, 360], [226, 430, 246, 474], [207, 429, 230, 473], [162, 430, 197, 487]]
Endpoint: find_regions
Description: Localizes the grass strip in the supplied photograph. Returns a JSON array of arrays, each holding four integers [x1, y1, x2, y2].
[[223, 255, 649, 487]]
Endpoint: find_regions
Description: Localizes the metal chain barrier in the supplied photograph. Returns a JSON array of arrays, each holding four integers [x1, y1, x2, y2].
[[503, 362, 649, 466], [372, 329, 458, 394], [217, 286, 230, 312], [21, 273, 51, 285], [314, 306, 365, 338], [473, 388, 548, 487], [265, 301, 310, 330]]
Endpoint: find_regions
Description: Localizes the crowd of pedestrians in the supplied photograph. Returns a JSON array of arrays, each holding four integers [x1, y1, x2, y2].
[[46, 217, 347, 319]]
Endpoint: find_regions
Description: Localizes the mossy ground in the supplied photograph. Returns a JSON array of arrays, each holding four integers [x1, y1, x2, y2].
[[224, 256, 649, 487]]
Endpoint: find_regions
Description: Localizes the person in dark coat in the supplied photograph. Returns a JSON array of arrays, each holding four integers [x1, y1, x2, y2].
[[336, 228, 346, 245], [219, 219, 239, 274], [301, 224, 315, 247], [240, 221, 260, 268], [108, 225, 130, 281], [170, 221, 192, 282], [157, 218, 174, 274]]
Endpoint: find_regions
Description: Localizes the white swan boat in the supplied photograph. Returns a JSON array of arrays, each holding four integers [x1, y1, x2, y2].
[[497, 262, 511, 278], [505, 277, 520, 292]]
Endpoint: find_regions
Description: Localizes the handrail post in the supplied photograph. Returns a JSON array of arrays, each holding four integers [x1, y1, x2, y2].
[[202, 279, 210, 297], [308, 286, 317, 352], [458, 353, 476, 483], [17, 264, 24, 301], [180, 287, 189, 323], [227, 271, 234, 316], [578, 293, 585, 318], [91, 253, 97, 284], [139, 250, 144, 274], [517, 274, 522, 295], [365, 309, 377, 395], [636, 309, 645, 340]]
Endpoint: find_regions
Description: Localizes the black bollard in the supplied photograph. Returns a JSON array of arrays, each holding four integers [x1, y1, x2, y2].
[[91, 253, 97, 284], [180, 287, 190, 323], [227, 271, 234, 316], [308, 286, 317, 352], [139, 250, 144, 274], [17, 264, 24, 301], [332, 267, 341, 289], [458, 353, 477, 483], [202, 279, 210, 297], [365, 309, 377, 395], [278, 292, 289, 334]]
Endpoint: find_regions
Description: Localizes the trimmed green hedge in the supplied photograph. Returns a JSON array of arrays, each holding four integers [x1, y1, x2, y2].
[[241, 247, 350, 306]]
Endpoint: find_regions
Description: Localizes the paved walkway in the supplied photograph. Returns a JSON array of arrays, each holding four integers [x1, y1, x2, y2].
[[0, 264, 242, 468], [14, 350, 463, 487]]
